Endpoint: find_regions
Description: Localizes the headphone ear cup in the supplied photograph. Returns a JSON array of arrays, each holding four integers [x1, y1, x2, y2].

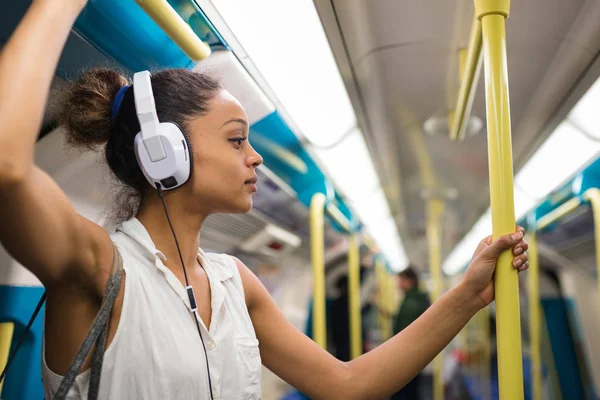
[[172, 121, 193, 174], [134, 122, 191, 190]]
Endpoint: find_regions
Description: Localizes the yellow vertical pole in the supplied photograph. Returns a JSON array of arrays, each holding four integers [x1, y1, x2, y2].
[[583, 188, 600, 309], [348, 234, 363, 359], [465, 312, 473, 374], [383, 269, 395, 340], [480, 307, 491, 400], [475, 0, 525, 398], [310, 193, 327, 348], [428, 199, 445, 400], [459, 48, 468, 79], [452, 274, 467, 353], [375, 257, 388, 341], [528, 228, 542, 400], [0, 322, 15, 395], [375, 258, 384, 338], [475, 310, 484, 392]]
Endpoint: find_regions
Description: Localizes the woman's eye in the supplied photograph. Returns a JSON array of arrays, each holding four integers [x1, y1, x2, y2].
[[230, 137, 247, 147]]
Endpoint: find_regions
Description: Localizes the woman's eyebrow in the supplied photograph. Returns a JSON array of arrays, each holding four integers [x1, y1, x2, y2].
[[221, 118, 248, 129]]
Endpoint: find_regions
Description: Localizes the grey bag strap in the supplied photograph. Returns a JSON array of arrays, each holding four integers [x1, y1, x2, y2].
[[53, 245, 124, 400]]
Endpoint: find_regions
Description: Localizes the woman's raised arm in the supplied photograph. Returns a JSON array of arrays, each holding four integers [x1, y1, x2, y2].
[[0, 0, 113, 292]]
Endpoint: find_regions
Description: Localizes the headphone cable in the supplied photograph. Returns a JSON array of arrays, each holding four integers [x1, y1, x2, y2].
[[156, 184, 214, 400]]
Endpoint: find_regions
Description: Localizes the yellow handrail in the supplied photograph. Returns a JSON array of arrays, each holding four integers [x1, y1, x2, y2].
[[134, 0, 212, 61], [384, 263, 397, 340], [348, 234, 362, 359], [326, 203, 353, 233], [536, 197, 581, 230], [475, 0, 525, 398], [326, 202, 361, 357], [527, 229, 542, 400], [583, 189, 600, 309], [453, 274, 468, 357], [310, 193, 364, 353], [427, 199, 445, 400], [480, 306, 491, 400], [375, 257, 393, 341], [375, 258, 386, 339], [311, 192, 385, 358], [310, 193, 327, 348], [450, 17, 483, 141], [0, 322, 15, 395]]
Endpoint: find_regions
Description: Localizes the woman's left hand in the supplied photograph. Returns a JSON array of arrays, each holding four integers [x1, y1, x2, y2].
[[462, 226, 529, 309]]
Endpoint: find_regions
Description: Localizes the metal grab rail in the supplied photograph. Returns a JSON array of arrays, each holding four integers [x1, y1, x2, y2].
[[0, 322, 15, 395], [310, 193, 327, 348], [450, 17, 483, 141], [583, 189, 600, 310], [326, 203, 353, 232], [134, 0, 212, 61], [375, 257, 394, 341], [310, 192, 363, 356], [480, 307, 491, 400], [427, 199, 445, 400], [348, 234, 362, 359], [527, 226, 542, 400], [536, 197, 581, 230], [475, 0, 525, 397]]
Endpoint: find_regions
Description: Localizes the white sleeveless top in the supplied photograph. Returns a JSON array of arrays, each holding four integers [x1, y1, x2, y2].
[[42, 218, 262, 399]]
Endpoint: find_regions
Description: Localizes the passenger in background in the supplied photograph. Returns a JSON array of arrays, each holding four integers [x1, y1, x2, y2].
[[331, 275, 352, 361], [330, 269, 373, 362], [330, 247, 378, 361], [391, 267, 431, 400]]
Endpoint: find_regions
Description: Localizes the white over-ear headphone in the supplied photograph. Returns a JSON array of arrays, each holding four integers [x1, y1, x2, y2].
[[133, 72, 214, 399], [133, 71, 191, 190]]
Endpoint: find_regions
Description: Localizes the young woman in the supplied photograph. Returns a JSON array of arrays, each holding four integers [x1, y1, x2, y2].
[[0, 1, 529, 399]]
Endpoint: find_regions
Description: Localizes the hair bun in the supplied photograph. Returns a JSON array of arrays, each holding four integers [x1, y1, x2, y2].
[[59, 68, 129, 150]]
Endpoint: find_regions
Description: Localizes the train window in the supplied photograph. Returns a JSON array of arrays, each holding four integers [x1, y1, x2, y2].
[[570, 77, 600, 140], [210, 0, 355, 147], [515, 121, 600, 199]]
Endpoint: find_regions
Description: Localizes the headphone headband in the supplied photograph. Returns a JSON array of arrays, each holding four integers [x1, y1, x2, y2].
[[133, 71, 166, 162]]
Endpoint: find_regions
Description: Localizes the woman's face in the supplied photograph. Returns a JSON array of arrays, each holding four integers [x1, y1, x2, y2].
[[186, 89, 263, 214]]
